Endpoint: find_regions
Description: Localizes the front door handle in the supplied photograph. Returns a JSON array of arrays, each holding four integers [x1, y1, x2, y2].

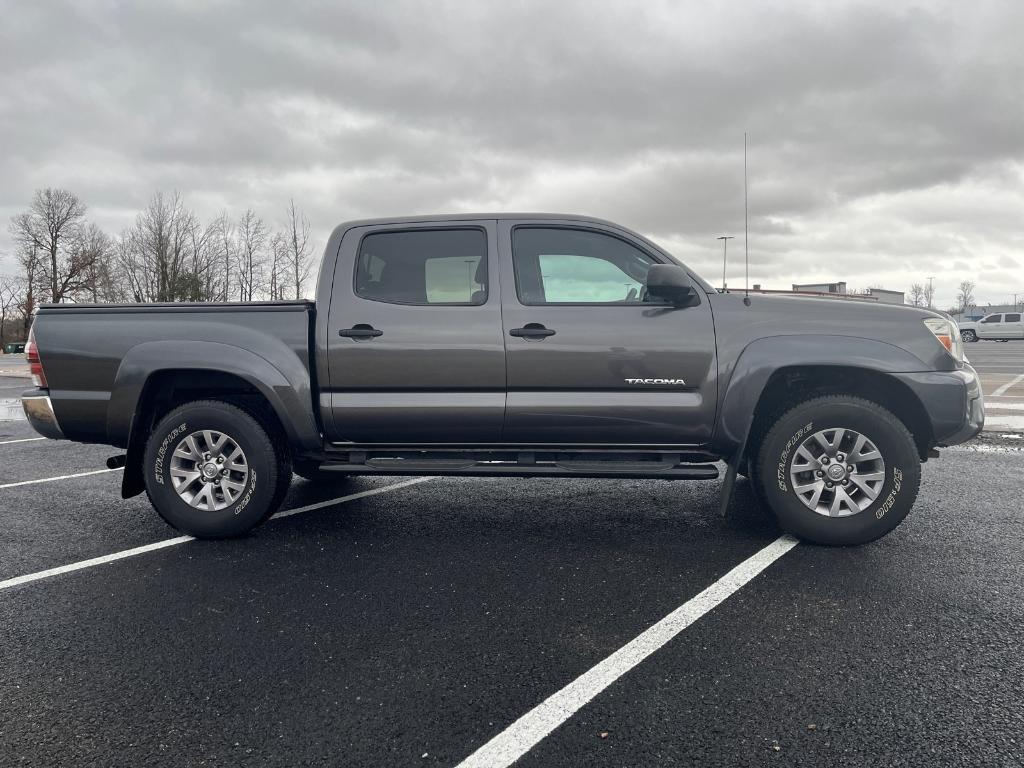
[[509, 323, 556, 339], [339, 324, 383, 340]]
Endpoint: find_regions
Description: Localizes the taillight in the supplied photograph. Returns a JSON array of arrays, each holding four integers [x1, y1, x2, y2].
[[25, 330, 48, 388]]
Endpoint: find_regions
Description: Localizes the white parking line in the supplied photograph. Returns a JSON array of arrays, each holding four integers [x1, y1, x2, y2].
[[0, 477, 430, 592], [455, 534, 799, 768], [991, 373, 1024, 397], [0, 467, 122, 489], [0, 437, 46, 445]]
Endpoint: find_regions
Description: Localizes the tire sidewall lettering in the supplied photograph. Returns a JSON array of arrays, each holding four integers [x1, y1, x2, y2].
[[777, 420, 813, 492], [154, 421, 188, 486], [234, 470, 257, 515], [875, 466, 903, 519]]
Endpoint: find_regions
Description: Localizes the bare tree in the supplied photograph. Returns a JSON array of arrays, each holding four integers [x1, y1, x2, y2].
[[15, 242, 42, 333], [0, 274, 25, 345], [923, 281, 936, 309], [119, 192, 217, 302], [235, 209, 267, 301], [212, 213, 236, 301], [268, 232, 288, 301], [284, 199, 313, 299], [908, 284, 924, 307], [955, 281, 976, 314], [74, 223, 122, 302], [9, 188, 89, 303]]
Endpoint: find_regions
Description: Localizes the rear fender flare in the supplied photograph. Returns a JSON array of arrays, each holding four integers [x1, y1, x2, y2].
[[107, 340, 320, 453]]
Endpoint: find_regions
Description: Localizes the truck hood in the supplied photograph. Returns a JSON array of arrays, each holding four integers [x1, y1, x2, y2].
[[707, 291, 956, 371]]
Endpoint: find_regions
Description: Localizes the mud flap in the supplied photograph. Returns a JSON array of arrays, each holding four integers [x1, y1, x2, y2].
[[120, 414, 146, 499], [717, 427, 751, 517]]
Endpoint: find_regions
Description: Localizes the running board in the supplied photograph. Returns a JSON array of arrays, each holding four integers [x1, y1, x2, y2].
[[319, 451, 719, 480]]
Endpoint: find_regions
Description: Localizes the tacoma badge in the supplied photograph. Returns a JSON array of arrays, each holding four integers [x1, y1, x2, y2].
[[625, 378, 687, 385]]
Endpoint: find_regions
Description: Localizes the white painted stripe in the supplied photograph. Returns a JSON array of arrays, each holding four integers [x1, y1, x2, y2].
[[0, 467, 122, 489], [0, 437, 46, 445], [271, 476, 429, 519], [455, 534, 799, 768], [0, 477, 431, 592], [0, 536, 194, 590], [991, 373, 1024, 397], [985, 402, 1024, 411]]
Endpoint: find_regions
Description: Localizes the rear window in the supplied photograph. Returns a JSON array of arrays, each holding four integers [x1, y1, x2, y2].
[[355, 229, 487, 305], [1005, 313, 1021, 322]]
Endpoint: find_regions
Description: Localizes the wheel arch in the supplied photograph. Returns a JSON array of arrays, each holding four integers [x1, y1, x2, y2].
[[714, 336, 936, 462], [110, 341, 320, 498]]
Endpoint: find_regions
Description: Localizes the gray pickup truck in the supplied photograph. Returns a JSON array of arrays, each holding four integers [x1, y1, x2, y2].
[[22, 214, 983, 545]]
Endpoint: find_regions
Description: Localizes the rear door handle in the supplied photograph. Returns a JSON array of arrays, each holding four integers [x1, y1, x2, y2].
[[339, 324, 383, 339], [509, 323, 556, 339]]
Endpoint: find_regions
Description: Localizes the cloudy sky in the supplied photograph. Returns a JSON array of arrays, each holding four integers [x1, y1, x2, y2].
[[2, 0, 1022, 309]]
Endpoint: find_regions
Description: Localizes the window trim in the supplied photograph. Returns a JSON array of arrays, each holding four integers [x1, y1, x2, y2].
[[352, 226, 490, 307], [510, 224, 684, 308]]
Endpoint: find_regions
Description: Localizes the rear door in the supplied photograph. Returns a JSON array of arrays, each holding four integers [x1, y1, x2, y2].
[[324, 221, 505, 444], [497, 220, 717, 445], [1003, 313, 1024, 338]]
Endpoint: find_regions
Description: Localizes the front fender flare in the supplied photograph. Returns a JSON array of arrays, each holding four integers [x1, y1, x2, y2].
[[712, 334, 933, 455]]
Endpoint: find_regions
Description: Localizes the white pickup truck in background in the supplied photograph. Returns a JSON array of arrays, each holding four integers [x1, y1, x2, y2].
[[959, 312, 1024, 343]]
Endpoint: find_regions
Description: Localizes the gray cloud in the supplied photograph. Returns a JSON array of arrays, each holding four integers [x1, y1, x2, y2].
[[1, 0, 1022, 308]]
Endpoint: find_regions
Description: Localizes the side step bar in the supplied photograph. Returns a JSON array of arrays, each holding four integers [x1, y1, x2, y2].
[[318, 450, 720, 480]]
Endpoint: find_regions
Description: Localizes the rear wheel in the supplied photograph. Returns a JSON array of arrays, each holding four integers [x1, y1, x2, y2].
[[755, 396, 921, 546], [961, 329, 977, 342], [143, 400, 292, 538]]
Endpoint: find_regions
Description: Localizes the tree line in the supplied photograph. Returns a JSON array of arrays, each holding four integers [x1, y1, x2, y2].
[[907, 280, 977, 315], [1, 188, 316, 344]]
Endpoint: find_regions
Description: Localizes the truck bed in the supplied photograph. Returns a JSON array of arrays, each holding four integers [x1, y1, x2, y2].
[[32, 301, 316, 448]]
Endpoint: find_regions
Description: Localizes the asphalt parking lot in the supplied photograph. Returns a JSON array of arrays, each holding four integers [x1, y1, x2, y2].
[[1, 360, 1023, 767], [969, 341, 1024, 431]]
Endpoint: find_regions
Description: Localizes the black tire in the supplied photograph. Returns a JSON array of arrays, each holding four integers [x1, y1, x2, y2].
[[755, 396, 921, 546], [961, 329, 977, 343], [143, 400, 292, 538]]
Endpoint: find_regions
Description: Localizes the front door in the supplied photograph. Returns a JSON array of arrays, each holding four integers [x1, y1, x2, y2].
[[977, 314, 1004, 339], [325, 221, 505, 444], [497, 221, 717, 445]]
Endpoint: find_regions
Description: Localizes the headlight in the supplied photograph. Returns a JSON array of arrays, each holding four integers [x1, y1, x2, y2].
[[923, 317, 964, 364]]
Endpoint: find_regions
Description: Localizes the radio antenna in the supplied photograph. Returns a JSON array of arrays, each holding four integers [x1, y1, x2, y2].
[[743, 132, 750, 305], [745, 132, 753, 301]]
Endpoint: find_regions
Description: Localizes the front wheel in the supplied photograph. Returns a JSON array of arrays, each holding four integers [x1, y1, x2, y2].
[[143, 400, 292, 538], [755, 396, 921, 546], [961, 329, 977, 343]]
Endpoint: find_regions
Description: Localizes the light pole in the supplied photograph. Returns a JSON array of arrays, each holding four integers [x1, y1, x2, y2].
[[717, 236, 734, 291], [927, 276, 935, 308]]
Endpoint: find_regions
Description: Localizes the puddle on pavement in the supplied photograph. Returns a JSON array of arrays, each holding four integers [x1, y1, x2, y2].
[[0, 398, 24, 420]]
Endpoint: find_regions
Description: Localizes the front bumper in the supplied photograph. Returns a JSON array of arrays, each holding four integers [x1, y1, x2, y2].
[[895, 364, 984, 448], [22, 391, 65, 440]]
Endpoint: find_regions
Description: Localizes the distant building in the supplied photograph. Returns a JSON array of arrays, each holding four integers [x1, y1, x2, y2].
[[866, 288, 905, 305], [792, 281, 847, 295]]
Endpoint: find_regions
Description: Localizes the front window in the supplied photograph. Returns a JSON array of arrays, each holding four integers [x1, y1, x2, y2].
[[511, 227, 657, 305], [981, 315, 1002, 324]]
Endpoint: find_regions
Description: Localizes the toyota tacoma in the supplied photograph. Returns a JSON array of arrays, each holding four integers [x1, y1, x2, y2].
[[22, 214, 984, 545]]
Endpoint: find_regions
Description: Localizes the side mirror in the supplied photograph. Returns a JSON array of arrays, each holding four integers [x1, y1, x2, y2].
[[645, 264, 699, 307]]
